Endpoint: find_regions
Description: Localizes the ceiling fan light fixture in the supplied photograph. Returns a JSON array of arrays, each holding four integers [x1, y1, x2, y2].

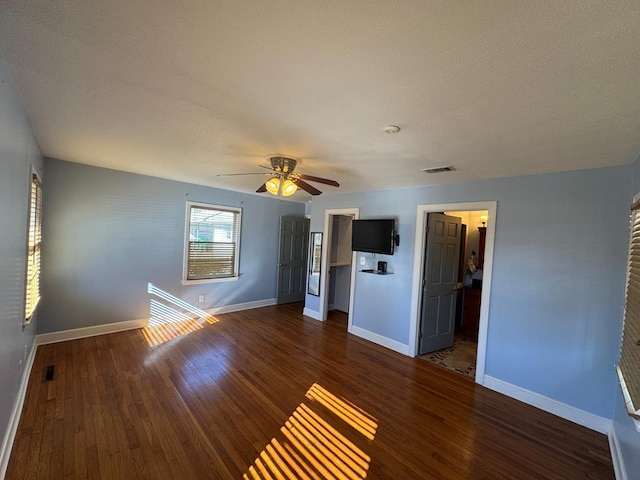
[[282, 179, 298, 196], [221, 154, 338, 196], [265, 177, 280, 194]]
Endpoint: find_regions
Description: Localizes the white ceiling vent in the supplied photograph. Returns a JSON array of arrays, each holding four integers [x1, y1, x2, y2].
[[421, 165, 456, 174]]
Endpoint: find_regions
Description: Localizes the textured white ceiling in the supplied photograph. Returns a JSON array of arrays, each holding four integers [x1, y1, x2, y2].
[[1, 1, 640, 200]]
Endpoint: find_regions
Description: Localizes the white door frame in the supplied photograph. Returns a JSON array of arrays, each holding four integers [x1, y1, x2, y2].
[[319, 208, 360, 326], [408, 201, 497, 385]]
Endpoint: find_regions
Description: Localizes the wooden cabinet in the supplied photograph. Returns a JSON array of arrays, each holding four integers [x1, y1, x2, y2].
[[462, 287, 481, 339], [477, 226, 486, 269], [460, 224, 486, 339]]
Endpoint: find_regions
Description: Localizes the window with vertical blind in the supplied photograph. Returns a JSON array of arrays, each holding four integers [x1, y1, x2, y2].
[[25, 171, 42, 323], [183, 202, 241, 283], [618, 199, 640, 421]]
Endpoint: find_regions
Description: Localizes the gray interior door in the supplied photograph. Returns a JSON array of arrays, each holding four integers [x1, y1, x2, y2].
[[418, 213, 462, 354], [277, 216, 309, 304]]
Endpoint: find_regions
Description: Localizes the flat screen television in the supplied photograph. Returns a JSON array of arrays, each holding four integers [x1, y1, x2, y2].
[[351, 219, 395, 255]]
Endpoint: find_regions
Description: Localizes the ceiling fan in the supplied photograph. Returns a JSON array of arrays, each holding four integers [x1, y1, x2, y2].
[[217, 154, 340, 197]]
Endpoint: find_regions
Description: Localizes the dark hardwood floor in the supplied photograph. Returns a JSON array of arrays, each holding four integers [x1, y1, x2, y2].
[[7, 303, 614, 479]]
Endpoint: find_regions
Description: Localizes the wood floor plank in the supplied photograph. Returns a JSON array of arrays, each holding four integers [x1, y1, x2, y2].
[[7, 303, 615, 479]]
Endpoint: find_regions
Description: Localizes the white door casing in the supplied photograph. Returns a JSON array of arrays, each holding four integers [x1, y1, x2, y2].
[[409, 201, 497, 385]]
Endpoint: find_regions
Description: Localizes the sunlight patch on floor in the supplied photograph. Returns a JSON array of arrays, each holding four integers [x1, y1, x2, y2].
[[143, 282, 218, 346], [306, 383, 378, 440], [245, 383, 378, 480]]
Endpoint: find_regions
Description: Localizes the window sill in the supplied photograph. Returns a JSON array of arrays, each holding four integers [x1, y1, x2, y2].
[[616, 365, 640, 432], [182, 276, 240, 285]]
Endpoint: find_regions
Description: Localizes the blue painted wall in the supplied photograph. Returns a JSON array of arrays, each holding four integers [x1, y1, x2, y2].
[[0, 52, 42, 459], [610, 155, 640, 480], [39, 159, 305, 333], [306, 166, 631, 419]]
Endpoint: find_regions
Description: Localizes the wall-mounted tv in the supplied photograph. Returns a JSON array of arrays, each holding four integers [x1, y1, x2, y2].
[[351, 219, 396, 255]]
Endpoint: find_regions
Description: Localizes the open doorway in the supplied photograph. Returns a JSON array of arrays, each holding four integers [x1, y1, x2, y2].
[[327, 215, 353, 314], [409, 201, 496, 385], [419, 210, 488, 378], [318, 208, 360, 328]]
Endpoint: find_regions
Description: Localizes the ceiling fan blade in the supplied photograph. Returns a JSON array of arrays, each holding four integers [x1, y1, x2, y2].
[[256, 183, 268, 193], [217, 172, 270, 177], [297, 173, 340, 187], [259, 165, 278, 173], [293, 178, 322, 196]]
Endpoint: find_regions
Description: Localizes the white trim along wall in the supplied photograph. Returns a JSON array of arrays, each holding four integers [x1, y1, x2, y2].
[[0, 338, 37, 480]]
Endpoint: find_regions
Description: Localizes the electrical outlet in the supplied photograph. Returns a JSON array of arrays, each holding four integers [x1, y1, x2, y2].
[[360, 257, 366, 266], [198, 294, 205, 303]]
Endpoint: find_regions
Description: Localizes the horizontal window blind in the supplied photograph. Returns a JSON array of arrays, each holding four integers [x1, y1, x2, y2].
[[186, 204, 241, 280], [25, 173, 42, 322], [619, 204, 640, 418]]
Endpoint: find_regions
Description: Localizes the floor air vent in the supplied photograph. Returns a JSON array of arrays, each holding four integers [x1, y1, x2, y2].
[[421, 165, 456, 174], [43, 365, 55, 382]]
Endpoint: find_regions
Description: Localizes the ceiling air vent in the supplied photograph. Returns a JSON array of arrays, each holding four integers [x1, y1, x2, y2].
[[421, 165, 456, 174]]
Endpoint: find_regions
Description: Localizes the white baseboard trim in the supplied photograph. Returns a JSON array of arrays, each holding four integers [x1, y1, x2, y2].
[[0, 337, 38, 479], [36, 318, 148, 346], [35, 299, 279, 347], [207, 298, 276, 315], [609, 427, 627, 480], [483, 375, 612, 434], [348, 325, 410, 356], [36, 299, 279, 347], [303, 307, 322, 321]]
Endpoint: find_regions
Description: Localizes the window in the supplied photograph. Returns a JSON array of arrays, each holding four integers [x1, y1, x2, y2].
[[618, 197, 640, 423], [183, 202, 241, 283], [25, 172, 42, 323]]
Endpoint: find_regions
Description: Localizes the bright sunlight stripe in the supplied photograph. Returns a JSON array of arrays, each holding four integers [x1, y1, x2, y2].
[[306, 384, 377, 440], [280, 426, 337, 479], [293, 407, 368, 474], [282, 441, 322, 480], [245, 383, 377, 479], [308, 383, 377, 431], [297, 404, 370, 465], [143, 284, 218, 347], [287, 416, 362, 480], [260, 450, 286, 479], [265, 444, 296, 480], [148, 282, 211, 318], [271, 439, 316, 480], [286, 421, 353, 480]]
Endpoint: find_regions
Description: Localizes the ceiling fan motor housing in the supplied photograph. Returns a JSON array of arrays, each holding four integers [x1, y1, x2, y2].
[[267, 155, 300, 175]]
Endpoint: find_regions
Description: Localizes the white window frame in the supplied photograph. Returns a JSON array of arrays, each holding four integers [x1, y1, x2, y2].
[[182, 201, 241, 285], [618, 192, 640, 432], [24, 168, 43, 324]]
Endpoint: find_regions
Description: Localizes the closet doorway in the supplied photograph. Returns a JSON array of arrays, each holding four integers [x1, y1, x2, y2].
[[319, 208, 359, 328]]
